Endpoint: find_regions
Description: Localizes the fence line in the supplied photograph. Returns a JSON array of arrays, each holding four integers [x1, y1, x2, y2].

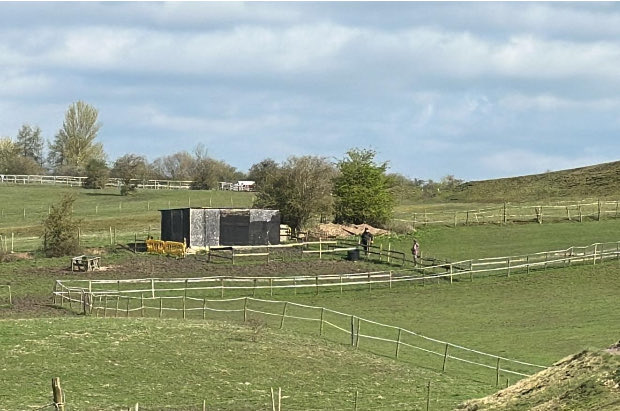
[[395, 199, 620, 227], [54, 241, 620, 300], [52, 240, 620, 384], [0, 174, 193, 189], [51, 288, 547, 384]]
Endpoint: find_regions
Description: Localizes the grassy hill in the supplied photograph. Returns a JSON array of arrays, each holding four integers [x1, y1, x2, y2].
[[449, 160, 620, 203], [0, 317, 492, 410], [458, 345, 620, 410]]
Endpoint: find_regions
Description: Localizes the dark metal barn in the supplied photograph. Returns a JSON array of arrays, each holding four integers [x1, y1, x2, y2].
[[159, 208, 280, 248]]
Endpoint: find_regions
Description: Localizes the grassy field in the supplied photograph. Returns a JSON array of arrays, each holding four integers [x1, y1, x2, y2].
[[0, 185, 254, 251], [1, 182, 619, 409]]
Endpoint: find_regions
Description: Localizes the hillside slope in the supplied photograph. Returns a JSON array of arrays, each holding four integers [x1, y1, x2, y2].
[[458, 343, 620, 410], [451, 160, 620, 202]]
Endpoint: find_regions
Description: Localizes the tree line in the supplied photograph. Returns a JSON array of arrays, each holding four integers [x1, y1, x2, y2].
[[3, 100, 463, 233]]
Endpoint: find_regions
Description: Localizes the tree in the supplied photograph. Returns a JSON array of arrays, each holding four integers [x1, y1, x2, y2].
[[48, 101, 105, 175], [190, 145, 244, 190], [42, 193, 81, 257], [16, 124, 44, 166], [151, 151, 196, 180], [0, 137, 44, 175], [0, 137, 19, 174], [254, 156, 336, 234], [333, 148, 395, 226], [83, 159, 110, 189], [247, 158, 279, 190], [111, 154, 150, 195]]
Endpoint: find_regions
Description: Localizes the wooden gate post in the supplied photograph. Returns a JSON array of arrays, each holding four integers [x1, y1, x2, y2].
[[52, 377, 65, 411]]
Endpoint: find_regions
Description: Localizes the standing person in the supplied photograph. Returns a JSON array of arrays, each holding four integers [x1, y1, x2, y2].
[[412, 239, 420, 265], [360, 227, 374, 255]]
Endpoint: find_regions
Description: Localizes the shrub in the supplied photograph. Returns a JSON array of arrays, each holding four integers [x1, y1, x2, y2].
[[42, 193, 82, 257]]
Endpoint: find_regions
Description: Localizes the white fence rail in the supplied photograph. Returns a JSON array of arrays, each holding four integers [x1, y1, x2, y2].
[[52, 240, 620, 384], [0, 174, 193, 189], [396, 200, 620, 226]]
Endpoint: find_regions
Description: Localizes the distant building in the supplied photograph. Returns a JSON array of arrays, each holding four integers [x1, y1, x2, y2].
[[159, 207, 280, 248], [218, 180, 255, 191]]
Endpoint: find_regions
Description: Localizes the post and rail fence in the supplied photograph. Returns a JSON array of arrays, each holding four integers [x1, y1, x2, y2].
[[395, 199, 620, 227], [52, 241, 620, 387]]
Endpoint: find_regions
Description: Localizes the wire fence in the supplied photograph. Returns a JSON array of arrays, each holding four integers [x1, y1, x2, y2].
[[395, 199, 620, 227], [51, 240, 619, 387]]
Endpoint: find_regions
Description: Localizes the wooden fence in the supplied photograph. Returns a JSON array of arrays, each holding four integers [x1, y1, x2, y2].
[[52, 291, 547, 385], [52, 241, 619, 385], [54, 241, 620, 304], [200, 240, 405, 266], [0, 174, 193, 189], [396, 199, 620, 227]]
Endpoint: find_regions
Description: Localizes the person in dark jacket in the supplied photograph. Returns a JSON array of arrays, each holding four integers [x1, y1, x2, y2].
[[361, 227, 373, 255]]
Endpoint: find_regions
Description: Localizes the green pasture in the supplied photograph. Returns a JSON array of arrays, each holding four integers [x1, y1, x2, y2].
[[1, 184, 619, 409], [0, 185, 254, 251], [0, 317, 492, 410]]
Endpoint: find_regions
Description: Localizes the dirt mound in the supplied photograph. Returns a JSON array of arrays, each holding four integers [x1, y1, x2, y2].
[[606, 340, 620, 355], [312, 223, 389, 239], [458, 348, 620, 410]]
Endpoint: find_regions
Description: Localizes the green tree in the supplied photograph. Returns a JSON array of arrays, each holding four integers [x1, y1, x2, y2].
[[83, 159, 110, 189], [16, 124, 44, 166], [247, 158, 279, 190], [42, 193, 81, 257], [48, 101, 105, 175], [254, 156, 335, 234], [0, 137, 44, 175], [111, 154, 149, 195], [333, 148, 395, 226]]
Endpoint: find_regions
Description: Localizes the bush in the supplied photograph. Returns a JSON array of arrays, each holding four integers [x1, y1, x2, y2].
[[42, 193, 82, 257]]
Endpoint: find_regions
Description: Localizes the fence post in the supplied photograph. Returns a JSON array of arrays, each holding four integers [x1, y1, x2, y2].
[[279, 302, 288, 329], [221, 278, 225, 298], [496, 357, 501, 386], [598, 199, 601, 221], [141, 294, 144, 317], [442, 343, 449, 372], [389, 270, 392, 289], [395, 328, 402, 359], [159, 297, 163, 318], [356, 318, 361, 349], [319, 307, 324, 336], [426, 381, 431, 411], [315, 276, 319, 295], [388, 242, 391, 263], [350, 316, 355, 346], [52, 377, 65, 411], [270, 278, 273, 297], [507, 257, 511, 277], [244, 297, 248, 322]]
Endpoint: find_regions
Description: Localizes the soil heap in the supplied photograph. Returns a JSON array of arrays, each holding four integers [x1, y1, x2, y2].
[[457, 342, 620, 410]]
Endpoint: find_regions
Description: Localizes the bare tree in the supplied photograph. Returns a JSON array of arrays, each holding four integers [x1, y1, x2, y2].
[[254, 156, 336, 234]]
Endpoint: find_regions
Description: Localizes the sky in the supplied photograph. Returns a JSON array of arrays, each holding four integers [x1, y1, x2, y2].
[[1, 2, 620, 181]]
